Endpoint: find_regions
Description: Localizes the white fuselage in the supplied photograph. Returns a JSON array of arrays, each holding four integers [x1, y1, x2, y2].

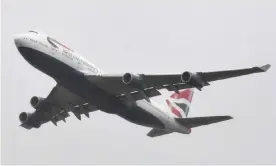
[[14, 31, 191, 134]]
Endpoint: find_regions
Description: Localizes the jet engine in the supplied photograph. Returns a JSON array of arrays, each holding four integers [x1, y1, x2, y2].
[[19, 112, 40, 129], [19, 112, 32, 124], [181, 71, 209, 90], [122, 73, 144, 89], [30, 96, 45, 109]]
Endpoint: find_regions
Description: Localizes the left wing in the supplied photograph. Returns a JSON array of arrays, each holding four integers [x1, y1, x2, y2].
[[86, 64, 271, 101], [20, 84, 98, 129]]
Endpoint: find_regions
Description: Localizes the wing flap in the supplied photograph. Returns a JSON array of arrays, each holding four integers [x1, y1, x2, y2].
[[175, 116, 233, 128], [117, 87, 161, 101]]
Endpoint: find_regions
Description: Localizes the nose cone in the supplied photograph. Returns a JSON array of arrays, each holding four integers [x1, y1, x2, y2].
[[14, 34, 25, 47]]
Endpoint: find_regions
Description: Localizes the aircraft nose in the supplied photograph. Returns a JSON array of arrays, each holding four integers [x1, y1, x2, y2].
[[14, 34, 26, 47]]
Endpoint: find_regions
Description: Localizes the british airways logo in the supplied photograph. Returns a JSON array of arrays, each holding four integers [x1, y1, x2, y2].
[[165, 89, 194, 117], [47, 36, 74, 52]]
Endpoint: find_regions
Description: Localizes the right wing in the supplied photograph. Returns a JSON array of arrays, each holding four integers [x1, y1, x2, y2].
[[20, 84, 98, 129], [175, 116, 233, 128], [86, 64, 271, 101]]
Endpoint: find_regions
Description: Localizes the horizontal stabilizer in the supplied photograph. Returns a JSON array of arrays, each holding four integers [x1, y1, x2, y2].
[[175, 116, 233, 128], [147, 128, 173, 137]]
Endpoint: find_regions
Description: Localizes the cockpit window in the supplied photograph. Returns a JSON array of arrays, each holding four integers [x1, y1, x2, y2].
[[47, 36, 74, 52], [28, 30, 38, 34]]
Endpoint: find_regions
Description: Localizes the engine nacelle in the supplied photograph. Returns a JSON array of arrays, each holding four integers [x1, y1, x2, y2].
[[181, 71, 208, 90], [122, 73, 144, 89], [30, 96, 45, 109], [19, 112, 40, 129], [19, 112, 32, 124]]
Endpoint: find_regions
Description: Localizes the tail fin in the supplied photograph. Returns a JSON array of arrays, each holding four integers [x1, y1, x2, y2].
[[165, 89, 194, 118]]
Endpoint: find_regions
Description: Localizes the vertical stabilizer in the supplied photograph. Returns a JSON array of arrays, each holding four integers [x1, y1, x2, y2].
[[165, 89, 194, 118]]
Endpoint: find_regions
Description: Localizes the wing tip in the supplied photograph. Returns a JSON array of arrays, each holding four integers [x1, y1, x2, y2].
[[147, 133, 154, 137], [225, 116, 233, 120], [19, 123, 32, 129], [260, 64, 271, 72]]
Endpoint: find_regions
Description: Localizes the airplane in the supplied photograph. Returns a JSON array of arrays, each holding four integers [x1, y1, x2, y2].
[[14, 30, 271, 137]]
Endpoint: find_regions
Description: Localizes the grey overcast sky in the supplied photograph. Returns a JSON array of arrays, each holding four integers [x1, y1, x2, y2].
[[1, 0, 276, 165]]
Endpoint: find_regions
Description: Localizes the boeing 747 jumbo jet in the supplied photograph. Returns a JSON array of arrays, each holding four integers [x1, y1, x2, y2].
[[14, 30, 271, 137]]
